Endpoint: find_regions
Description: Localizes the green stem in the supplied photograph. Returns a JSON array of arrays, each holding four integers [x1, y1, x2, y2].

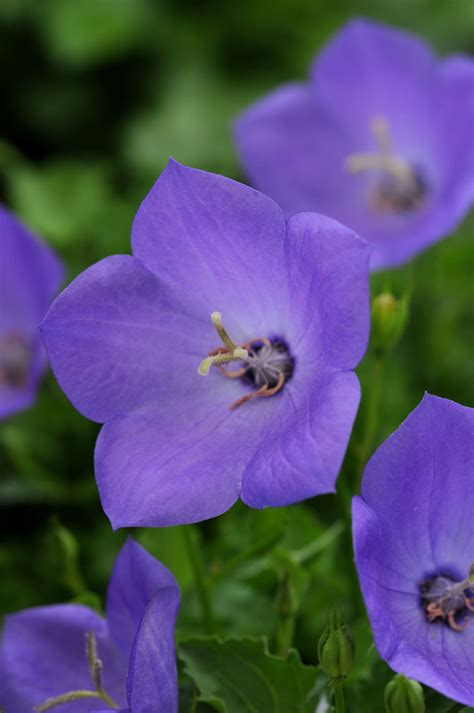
[[355, 353, 385, 491], [275, 611, 296, 658], [182, 525, 216, 635], [333, 680, 345, 713], [274, 571, 297, 657]]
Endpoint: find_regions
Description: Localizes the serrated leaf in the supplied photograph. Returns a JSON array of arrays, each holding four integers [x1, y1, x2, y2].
[[178, 636, 321, 713]]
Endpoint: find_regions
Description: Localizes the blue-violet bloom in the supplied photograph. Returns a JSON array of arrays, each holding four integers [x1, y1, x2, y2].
[[41, 160, 370, 528], [0, 207, 63, 418], [0, 538, 180, 713], [235, 20, 474, 270], [353, 394, 474, 705]]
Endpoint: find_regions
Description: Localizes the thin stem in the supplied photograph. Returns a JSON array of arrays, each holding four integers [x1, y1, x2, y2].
[[182, 525, 216, 635], [294, 521, 344, 566], [274, 572, 296, 657], [355, 354, 385, 491], [333, 681, 345, 713], [275, 613, 295, 658]]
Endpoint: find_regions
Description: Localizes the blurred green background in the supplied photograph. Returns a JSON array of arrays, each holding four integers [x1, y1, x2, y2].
[[0, 0, 473, 709]]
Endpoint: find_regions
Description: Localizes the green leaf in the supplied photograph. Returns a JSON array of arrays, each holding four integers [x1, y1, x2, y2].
[[178, 636, 321, 713]]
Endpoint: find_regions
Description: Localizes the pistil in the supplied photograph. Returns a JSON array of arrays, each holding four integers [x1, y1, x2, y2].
[[198, 312, 248, 376], [34, 632, 119, 711], [345, 116, 424, 214]]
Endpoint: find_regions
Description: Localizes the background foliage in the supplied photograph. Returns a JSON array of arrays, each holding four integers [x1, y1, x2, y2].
[[1, 1, 473, 711]]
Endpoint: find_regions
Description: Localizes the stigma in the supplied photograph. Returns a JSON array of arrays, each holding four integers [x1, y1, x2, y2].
[[0, 333, 30, 389], [198, 312, 294, 410], [345, 116, 426, 215], [419, 564, 474, 632]]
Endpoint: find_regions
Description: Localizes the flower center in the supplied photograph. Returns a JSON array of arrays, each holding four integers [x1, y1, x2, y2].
[[34, 632, 119, 711], [198, 312, 294, 410], [419, 563, 474, 632], [0, 333, 30, 389], [345, 116, 426, 215]]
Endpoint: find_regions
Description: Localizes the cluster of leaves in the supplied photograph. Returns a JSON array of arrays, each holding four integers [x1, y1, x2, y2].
[[0, 1, 473, 712]]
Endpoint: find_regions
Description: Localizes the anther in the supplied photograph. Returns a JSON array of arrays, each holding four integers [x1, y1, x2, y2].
[[448, 610, 467, 632], [229, 372, 285, 411]]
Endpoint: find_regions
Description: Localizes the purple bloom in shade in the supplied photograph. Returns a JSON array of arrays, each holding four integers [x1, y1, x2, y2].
[[0, 207, 63, 418], [41, 159, 371, 528], [353, 394, 474, 705], [235, 20, 474, 270], [0, 538, 180, 713]]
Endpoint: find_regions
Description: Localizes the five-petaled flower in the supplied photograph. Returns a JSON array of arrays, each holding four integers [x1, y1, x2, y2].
[[235, 20, 474, 270], [353, 394, 474, 706], [41, 159, 371, 528], [0, 207, 63, 419], [0, 538, 180, 713]]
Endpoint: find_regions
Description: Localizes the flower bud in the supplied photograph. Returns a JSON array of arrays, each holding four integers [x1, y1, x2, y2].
[[371, 292, 409, 352], [317, 609, 355, 681], [384, 674, 425, 713]]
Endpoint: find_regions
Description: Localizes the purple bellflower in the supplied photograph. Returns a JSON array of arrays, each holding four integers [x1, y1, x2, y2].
[[353, 394, 474, 705], [0, 538, 180, 713], [235, 20, 474, 270], [0, 207, 63, 418], [41, 160, 371, 528]]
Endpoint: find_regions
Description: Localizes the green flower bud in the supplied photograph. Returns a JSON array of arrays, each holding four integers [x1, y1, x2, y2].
[[317, 609, 355, 681], [384, 674, 425, 713], [371, 292, 409, 352]]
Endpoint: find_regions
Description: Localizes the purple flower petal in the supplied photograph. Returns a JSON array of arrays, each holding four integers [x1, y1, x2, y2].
[[126, 587, 180, 713], [106, 539, 179, 659], [235, 83, 354, 219], [41, 254, 215, 424], [0, 605, 127, 713], [353, 394, 474, 705], [0, 207, 63, 334], [1, 207, 63, 418], [235, 20, 474, 270], [95, 400, 262, 527], [311, 19, 437, 141], [131, 159, 288, 329], [283, 212, 371, 370], [43, 161, 370, 525], [241, 370, 360, 508]]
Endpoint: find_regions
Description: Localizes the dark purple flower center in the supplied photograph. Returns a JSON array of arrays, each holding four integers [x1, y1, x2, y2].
[[345, 115, 427, 216], [419, 568, 474, 632], [198, 313, 294, 410], [371, 168, 426, 214], [242, 338, 295, 389], [0, 333, 30, 389]]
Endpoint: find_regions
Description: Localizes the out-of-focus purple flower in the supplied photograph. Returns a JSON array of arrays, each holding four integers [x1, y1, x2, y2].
[[0, 538, 180, 713], [0, 207, 63, 419], [41, 159, 371, 528], [235, 20, 474, 270], [353, 394, 474, 706]]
